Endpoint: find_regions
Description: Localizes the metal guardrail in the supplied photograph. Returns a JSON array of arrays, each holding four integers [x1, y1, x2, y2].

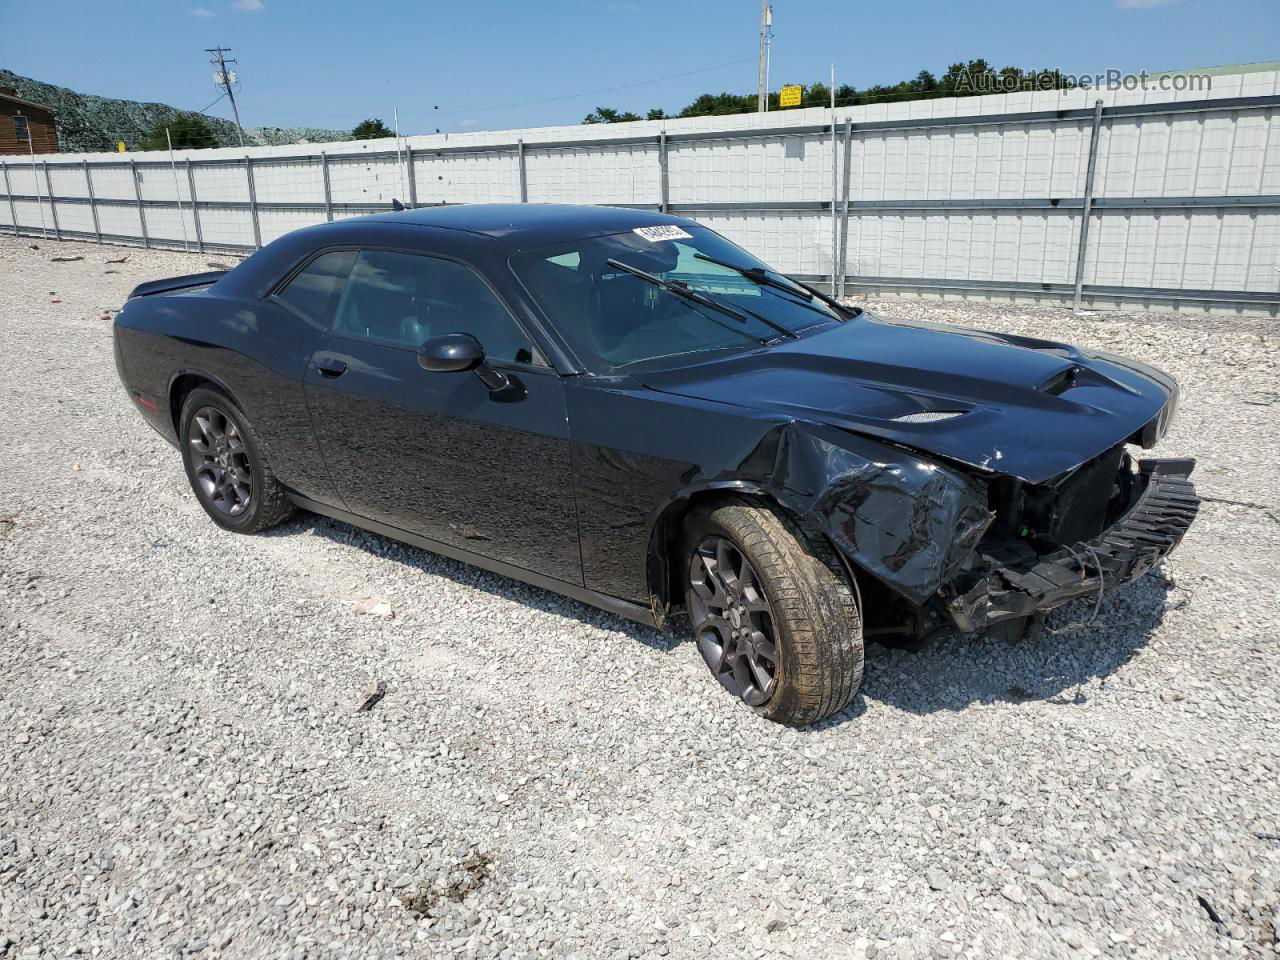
[[847, 275, 1280, 307], [8, 192, 1280, 214], [3, 93, 1278, 311]]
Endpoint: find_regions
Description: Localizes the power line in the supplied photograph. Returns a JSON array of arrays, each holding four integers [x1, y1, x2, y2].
[[206, 46, 245, 147], [205, 54, 756, 126], [174, 56, 1027, 136], [405, 55, 756, 119], [192, 90, 228, 116]]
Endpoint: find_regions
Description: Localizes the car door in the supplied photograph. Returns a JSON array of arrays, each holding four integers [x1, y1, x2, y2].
[[302, 246, 582, 586]]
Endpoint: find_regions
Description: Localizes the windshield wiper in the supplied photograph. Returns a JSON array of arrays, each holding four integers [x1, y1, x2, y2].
[[693, 252, 814, 300], [789, 277, 861, 319], [605, 258, 798, 341], [693, 252, 855, 325]]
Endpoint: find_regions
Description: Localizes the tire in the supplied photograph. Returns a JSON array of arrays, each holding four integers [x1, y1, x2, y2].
[[683, 496, 864, 725], [178, 386, 295, 534]]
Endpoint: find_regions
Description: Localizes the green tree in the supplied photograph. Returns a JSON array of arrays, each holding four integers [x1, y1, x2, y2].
[[140, 112, 218, 151], [352, 117, 394, 140], [591, 59, 1075, 122], [582, 106, 643, 124], [677, 92, 756, 117]]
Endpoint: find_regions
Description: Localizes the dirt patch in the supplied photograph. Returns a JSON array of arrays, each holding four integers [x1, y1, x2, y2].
[[401, 852, 494, 918]]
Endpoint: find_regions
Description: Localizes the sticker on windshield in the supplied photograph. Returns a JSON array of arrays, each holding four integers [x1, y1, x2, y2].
[[633, 225, 692, 243]]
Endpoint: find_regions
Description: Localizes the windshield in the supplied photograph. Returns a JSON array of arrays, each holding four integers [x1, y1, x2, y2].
[[511, 225, 841, 373]]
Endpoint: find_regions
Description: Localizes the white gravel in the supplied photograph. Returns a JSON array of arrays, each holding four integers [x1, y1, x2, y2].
[[1, 235, 1278, 960]]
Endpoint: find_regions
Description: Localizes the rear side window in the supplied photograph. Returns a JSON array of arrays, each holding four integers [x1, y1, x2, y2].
[[275, 250, 356, 326]]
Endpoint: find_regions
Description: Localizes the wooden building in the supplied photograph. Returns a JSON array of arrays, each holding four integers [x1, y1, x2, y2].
[[0, 87, 58, 156]]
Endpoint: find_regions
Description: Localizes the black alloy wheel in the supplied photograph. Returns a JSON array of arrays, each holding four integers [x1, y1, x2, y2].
[[687, 535, 779, 706], [187, 405, 253, 518]]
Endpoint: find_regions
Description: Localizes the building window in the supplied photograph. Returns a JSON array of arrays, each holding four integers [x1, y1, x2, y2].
[[12, 115, 30, 142]]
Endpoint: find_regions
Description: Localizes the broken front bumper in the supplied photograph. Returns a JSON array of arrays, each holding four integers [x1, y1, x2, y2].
[[946, 459, 1200, 633]]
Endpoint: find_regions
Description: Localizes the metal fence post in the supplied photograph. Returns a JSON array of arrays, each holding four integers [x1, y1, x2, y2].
[[517, 139, 528, 203], [837, 118, 853, 299], [830, 121, 839, 293], [406, 146, 418, 208], [1072, 99, 1105, 310], [29, 149, 48, 239], [320, 152, 333, 222], [2, 163, 17, 236], [130, 159, 150, 249], [43, 162, 61, 240], [83, 159, 101, 243], [185, 159, 204, 253], [245, 157, 262, 249], [658, 132, 669, 213]]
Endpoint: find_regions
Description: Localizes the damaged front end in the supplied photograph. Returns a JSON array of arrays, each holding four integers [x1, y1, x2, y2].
[[761, 425, 1198, 642], [636, 317, 1200, 639], [943, 454, 1199, 634]]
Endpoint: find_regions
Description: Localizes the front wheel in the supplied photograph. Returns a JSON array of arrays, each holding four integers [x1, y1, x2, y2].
[[683, 497, 864, 725]]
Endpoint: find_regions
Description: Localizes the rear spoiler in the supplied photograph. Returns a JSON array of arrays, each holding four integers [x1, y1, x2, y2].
[[127, 270, 228, 300]]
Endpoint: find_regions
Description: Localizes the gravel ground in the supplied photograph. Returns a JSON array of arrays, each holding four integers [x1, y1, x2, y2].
[[1, 234, 1277, 960]]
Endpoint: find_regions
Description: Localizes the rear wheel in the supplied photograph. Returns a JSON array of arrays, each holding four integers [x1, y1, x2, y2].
[[179, 386, 295, 534], [683, 497, 864, 725]]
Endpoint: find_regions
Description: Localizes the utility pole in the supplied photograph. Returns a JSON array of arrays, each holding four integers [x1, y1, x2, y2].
[[763, 3, 773, 111], [206, 46, 245, 147], [757, 1, 771, 112], [830, 63, 838, 294]]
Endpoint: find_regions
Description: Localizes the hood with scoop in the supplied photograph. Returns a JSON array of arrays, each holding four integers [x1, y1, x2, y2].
[[637, 313, 1176, 485]]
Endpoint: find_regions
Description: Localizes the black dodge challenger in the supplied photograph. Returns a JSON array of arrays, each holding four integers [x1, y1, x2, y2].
[[113, 204, 1198, 724]]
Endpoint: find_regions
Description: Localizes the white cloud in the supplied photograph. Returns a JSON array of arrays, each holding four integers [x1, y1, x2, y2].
[[232, 0, 264, 10], [458, 118, 478, 128], [190, 5, 215, 15], [1116, 0, 1178, 8]]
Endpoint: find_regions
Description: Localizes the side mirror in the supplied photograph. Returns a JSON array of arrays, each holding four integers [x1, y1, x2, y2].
[[417, 332, 509, 391], [418, 332, 482, 372]]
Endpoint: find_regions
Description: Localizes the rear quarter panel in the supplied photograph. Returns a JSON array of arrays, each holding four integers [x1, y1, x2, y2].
[[113, 285, 336, 505]]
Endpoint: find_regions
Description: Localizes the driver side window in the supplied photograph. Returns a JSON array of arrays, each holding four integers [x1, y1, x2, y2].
[[332, 249, 538, 364]]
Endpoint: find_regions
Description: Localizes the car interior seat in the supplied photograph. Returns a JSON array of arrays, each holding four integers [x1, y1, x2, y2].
[[589, 242, 682, 355], [398, 271, 434, 346], [429, 264, 530, 363], [335, 254, 423, 345]]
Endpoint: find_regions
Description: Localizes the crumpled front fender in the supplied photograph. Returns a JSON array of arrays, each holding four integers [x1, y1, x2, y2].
[[765, 424, 992, 606]]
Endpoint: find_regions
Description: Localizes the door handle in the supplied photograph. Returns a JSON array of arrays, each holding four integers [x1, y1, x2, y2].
[[316, 357, 348, 378]]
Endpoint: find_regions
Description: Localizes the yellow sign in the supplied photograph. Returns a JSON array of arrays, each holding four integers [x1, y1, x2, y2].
[[779, 84, 803, 108], [117, 141, 127, 153]]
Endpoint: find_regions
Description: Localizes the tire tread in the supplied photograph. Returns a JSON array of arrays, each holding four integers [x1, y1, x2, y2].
[[686, 496, 864, 725]]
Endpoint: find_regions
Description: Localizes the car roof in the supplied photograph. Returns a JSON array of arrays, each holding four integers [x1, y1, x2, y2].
[[364, 203, 697, 252]]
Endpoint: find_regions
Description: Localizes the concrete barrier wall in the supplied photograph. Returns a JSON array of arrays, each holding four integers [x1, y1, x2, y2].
[[3, 69, 1277, 315]]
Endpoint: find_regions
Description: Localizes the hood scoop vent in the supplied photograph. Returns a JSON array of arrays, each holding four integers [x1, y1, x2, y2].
[[1039, 363, 1126, 397], [1040, 365, 1082, 396], [890, 410, 966, 424]]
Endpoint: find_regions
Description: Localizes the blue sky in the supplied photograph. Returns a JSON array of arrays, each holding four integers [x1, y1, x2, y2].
[[2, 0, 1276, 134]]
